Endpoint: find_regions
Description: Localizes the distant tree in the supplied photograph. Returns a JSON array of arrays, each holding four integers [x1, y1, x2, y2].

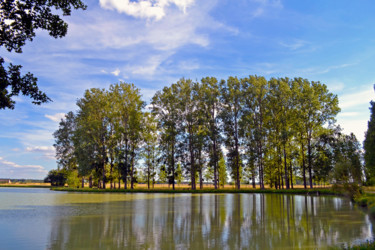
[[175, 163, 183, 186], [53, 111, 77, 171], [142, 112, 159, 189], [44, 169, 67, 186], [332, 133, 363, 184], [158, 165, 168, 184], [218, 155, 228, 188], [0, 0, 86, 109]]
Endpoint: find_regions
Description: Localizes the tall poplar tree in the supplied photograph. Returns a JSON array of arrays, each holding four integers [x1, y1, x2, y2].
[[364, 87, 375, 182], [220, 76, 243, 189]]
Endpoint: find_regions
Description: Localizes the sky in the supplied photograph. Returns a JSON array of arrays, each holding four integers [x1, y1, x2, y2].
[[1, 0, 375, 179]]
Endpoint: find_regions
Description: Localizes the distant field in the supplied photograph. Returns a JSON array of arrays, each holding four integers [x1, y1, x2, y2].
[[0, 183, 51, 188]]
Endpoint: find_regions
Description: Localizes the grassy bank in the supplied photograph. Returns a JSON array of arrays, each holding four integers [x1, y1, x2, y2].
[[51, 186, 342, 196]]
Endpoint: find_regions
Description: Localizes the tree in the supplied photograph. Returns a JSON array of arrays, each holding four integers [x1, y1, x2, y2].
[[75, 88, 109, 189], [218, 155, 228, 188], [175, 163, 183, 186], [0, 0, 86, 109], [364, 87, 375, 182], [152, 83, 180, 190], [44, 169, 67, 186], [158, 165, 168, 184], [110, 82, 145, 189], [293, 78, 340, 188], [241, 75, 269, 189], [53, 111, 77, 171], [332, 132, 362, 184], [201, 77, 222, 189], [220, 76, 243, 189], [142, 112, 158, 189]]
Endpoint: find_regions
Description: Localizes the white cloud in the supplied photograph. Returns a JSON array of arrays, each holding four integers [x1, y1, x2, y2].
[[250, 0, 283, 18], [111, 68, 121, 76], [279, 39, 309, 51], [337, 112, 359, 117], [45, 113, 66, 122], [326, 81, 345, 92], [0, 156, 47, 179], [337, 118, 368, 143], [26, 146, 56, 160], [339, 88, 374, 109], [99, 0, 195, 20]]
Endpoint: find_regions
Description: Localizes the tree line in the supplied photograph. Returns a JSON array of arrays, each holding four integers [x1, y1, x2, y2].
[[47, 76, 365, 190]]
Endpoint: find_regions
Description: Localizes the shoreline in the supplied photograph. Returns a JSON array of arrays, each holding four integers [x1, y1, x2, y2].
[[50, 186, 342, 196]]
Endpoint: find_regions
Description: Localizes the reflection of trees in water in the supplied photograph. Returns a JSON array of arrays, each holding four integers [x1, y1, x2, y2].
[[47, 194, 373, 249]]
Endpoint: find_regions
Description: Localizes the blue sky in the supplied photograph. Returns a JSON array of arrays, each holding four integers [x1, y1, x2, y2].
[[1, 0, 375, 179]]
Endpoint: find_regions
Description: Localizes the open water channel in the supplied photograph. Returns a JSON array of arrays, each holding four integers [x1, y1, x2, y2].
[[0, 188, 373, 249]]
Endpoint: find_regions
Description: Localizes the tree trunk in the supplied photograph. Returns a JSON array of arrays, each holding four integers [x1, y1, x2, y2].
[[252, 169, 256, 188], [189, 127, 196, 190], [147, 150, 150, 190], [102, 160, 106, 189], [89, 175, 92, 188], [81, 177, 84, 188], [213, 139, 218, 190], [307, 136, 313, 189], [130, 148, 135, 189], [110, 157, 113, 189], [301, 140, 307, 189], [234, 113, 240, 190], [290, 162, 293, 189], [172, 141, 175, 190], [283, 144, 289, 189], [124, 139, 129, 190], [199, 149, 203, 190]]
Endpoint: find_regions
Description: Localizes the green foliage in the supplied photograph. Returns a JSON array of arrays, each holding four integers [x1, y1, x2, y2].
[[0, 58, 51, 109], [0, 0, 86, 109], [66, 170, 80, 188], [175, 163, 183, 185], [44, 169, 67, 186], [48, 75, 347, 191], [218, 156, 228, 187], [364, 94, 375, 181], [0, 0, 86, 53], [158, 165, 168, 183], [54, 112, 77, 171]]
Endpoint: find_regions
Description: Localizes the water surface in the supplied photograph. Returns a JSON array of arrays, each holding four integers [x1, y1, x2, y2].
[[0, 188, 373, 249]]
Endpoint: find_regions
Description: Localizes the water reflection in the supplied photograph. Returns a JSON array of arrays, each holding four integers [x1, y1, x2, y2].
[[45, 193, 373, 249]]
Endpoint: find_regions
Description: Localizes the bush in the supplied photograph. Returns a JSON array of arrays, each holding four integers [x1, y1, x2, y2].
[[331, 183, 362, 199], [66, 171, 80, 188], [44, 169, 67, 186]]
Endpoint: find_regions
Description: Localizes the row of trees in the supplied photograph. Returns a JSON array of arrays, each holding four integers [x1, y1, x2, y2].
[[50, 76, 364, 190]]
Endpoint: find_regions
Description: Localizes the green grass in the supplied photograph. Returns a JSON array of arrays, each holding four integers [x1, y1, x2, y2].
[[51, 186, 341, 196]]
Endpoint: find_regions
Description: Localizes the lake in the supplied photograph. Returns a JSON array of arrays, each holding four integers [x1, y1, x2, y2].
[[0, 188, 373, 249]]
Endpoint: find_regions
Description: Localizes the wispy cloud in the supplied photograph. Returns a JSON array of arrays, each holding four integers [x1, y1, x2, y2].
[[111, 68, 121, 76], [26, 146, 56, 160], [99, 0, 195, 20], [0, 156, 47, 179], [337, 112, 359, 117], [250, 0, 283, 18], [45, 113, 65, 122], [339, 87, 374, 109], [279, 39, 309, 51]]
